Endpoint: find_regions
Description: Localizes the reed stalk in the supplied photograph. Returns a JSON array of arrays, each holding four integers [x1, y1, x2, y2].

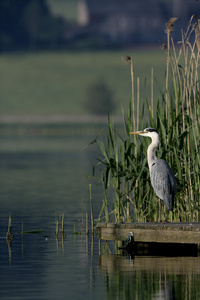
[[103, 180, 109, 222], [60, 213, 64, 234], [89, 184, 94, 234], [137, 77, 140, 131], [130, 57, 135, 130], [90, 16, 200, 223], [6, 214, 13, 241], [55, 218, 59, 236], [86, 212, 89, 235], [151, 68, 154, 118], [7, 214, 12, 233], [165, 18, 177, 126]]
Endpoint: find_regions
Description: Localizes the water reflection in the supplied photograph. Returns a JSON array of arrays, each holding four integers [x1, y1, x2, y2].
[[1, 219, 200, 300], [98, 247, 200, 300], [0, 133, 200, 300]]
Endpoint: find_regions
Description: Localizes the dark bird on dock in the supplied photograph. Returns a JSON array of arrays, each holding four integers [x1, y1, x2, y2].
[[130, 128, 176, 222], [119, 232, 134, 252]]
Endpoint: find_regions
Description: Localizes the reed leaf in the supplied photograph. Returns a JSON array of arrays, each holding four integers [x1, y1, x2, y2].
[[89, 16, 200, 223]]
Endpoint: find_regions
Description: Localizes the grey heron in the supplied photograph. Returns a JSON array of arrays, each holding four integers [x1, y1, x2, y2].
[[130, 128, 176, 222]]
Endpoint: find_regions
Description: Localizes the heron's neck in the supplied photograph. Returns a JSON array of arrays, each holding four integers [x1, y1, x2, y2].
[[147, 136, 160, 170]]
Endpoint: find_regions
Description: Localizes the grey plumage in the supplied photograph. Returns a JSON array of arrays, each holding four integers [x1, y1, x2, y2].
[[150, 159, 176, 210], [130, 127, 176, 215]]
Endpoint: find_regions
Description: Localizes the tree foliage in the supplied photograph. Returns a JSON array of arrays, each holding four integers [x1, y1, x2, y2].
[[0, 0, 66, 51]]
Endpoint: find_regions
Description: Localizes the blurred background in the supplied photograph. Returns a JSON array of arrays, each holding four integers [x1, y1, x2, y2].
[[0, 0, 200, 119], [0, 3, 200, 299]]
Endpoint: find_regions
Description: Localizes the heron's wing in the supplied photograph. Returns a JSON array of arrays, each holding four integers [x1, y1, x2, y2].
[[150, 159, 176, 210]]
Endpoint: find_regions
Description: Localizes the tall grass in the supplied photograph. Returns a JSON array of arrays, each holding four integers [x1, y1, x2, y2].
[[91, 16, 200, 223]]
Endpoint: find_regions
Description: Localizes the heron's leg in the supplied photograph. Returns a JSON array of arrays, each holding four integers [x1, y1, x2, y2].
[[158, 200, 161, 223]]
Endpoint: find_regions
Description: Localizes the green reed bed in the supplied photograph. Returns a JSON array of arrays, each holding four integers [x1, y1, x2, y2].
[[90, 16, 200, 223]]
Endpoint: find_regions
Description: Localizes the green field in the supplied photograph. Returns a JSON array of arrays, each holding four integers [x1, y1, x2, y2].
[[0, 50, 166, 115], [47, 0, 78, 22]]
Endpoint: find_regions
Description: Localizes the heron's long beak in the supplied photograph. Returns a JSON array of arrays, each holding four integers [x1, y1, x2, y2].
[[130, 131, 145, 135]]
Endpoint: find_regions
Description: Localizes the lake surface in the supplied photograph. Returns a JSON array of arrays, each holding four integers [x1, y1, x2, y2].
[[0, 129, 200, 300]]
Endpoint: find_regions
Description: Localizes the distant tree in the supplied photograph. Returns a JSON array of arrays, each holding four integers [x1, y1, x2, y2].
[[86, 80, 115, 115], [0, 0, 66, 51], [0, 0, 27, 50], [21, 0, 48, 50]]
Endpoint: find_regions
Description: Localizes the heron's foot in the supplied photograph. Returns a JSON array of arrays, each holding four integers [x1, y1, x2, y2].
[[156, 219, 168, 223]]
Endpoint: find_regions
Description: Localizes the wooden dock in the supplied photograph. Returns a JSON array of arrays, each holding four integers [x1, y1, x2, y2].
[[97, 222, 200, 246]]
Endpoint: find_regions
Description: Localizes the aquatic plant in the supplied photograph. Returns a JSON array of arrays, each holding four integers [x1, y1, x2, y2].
[[6, 214, 13, 241], [90, 16, 200, 223]]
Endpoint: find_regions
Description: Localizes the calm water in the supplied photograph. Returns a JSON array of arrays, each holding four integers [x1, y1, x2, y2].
[[0, 131, 200, 300]]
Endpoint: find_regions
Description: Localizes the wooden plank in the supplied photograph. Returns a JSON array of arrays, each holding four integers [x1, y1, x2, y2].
[[97, 222, 200, 244]]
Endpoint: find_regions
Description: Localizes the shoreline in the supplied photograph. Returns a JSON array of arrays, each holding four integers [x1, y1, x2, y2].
[[0, 114, 124, 125]]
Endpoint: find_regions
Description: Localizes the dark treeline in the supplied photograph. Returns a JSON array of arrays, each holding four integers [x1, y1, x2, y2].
[[1, 0, 200, 52], [0, 0, 68, 51]]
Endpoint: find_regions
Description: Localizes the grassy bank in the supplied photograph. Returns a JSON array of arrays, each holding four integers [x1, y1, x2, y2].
[[0, 49, 165, 115]]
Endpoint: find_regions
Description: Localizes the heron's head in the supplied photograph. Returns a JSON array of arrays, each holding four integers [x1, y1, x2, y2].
[[130, 127, 159, 139]]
